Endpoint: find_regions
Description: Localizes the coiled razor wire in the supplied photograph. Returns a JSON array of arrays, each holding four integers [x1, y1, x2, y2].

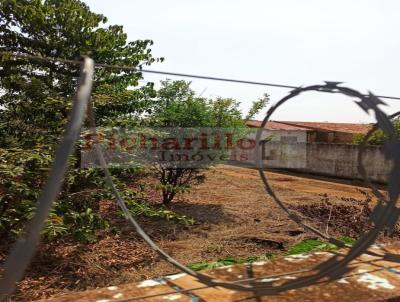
[[0, 52, 400, 299], [253, 82, 400, 293]]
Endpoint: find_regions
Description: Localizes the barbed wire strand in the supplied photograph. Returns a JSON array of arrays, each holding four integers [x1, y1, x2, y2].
[[1, 51, 400, 101]]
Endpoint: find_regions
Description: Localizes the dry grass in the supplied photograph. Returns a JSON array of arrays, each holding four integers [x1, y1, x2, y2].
[[2, 164, 391, 301]]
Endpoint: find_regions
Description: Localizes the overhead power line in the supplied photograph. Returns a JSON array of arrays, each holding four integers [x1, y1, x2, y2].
[[128, 68, 297, 89], [1, 51, 400, 101]]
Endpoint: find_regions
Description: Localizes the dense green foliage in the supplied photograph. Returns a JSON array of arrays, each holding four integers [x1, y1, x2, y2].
[[0, 0, 186, 242], [353, 118, 400, 145], [0, 0, 161, 145], [0, 148, 53, 238]]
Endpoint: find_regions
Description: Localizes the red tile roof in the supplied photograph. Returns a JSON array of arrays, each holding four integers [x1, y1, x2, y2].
[[246, 120, 372, 134]]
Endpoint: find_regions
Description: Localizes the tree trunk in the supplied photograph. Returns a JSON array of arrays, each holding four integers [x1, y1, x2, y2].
[[162, 189, 175, 205]]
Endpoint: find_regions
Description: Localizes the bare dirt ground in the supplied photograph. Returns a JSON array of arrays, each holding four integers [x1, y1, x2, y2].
[[2, 165, 392, 301]]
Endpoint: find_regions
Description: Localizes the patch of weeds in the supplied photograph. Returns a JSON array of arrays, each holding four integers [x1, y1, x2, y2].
[[214, 256, 237, 267], [188, 253, 274, 271], [189, 238, 356, 272], [188, 261, 211, 271], [287, 236, 356, 255], [244, 255, 259, 263], [337, 236, 356, 245], [286, 240, 337, 255]]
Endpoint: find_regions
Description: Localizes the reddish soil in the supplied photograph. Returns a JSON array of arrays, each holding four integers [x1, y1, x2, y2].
[[0, 165, 392, 301]]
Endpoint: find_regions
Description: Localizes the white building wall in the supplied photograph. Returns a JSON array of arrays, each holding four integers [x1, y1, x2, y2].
[[231, 129, 307, 166], [231, 140, 391, 183]]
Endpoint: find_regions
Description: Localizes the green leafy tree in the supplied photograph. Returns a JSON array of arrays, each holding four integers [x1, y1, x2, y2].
[[0, 0, 162, 146], [148, 80, 268, 204], [0, 0, 163, 241], [353, 118, 400, 145]]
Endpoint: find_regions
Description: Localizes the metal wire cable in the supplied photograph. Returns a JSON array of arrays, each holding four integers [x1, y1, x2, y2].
[[1, 51, 400, 101], [0, 57, 94, 302]]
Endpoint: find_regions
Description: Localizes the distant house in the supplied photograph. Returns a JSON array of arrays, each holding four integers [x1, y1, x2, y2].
[[246, 120, 372, 144], [231, 120, 390, 183]]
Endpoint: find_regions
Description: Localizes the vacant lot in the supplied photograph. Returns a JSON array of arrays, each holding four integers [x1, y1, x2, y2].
[[3, 165, 388, 300]]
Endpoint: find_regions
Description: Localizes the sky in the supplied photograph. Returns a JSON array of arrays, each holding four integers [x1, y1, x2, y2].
[[83, 0, 400, 123]]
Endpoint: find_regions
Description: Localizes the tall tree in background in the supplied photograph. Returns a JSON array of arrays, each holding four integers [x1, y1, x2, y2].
[[0, 0, 163, 241]]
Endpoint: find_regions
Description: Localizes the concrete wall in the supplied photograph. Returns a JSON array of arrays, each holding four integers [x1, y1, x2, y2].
[[246, 129, 308, 143], [230, 129, 307, 166], [231, 142, 392, 183], [262, 142, 307, 169], [305, 143, 391, 183]]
